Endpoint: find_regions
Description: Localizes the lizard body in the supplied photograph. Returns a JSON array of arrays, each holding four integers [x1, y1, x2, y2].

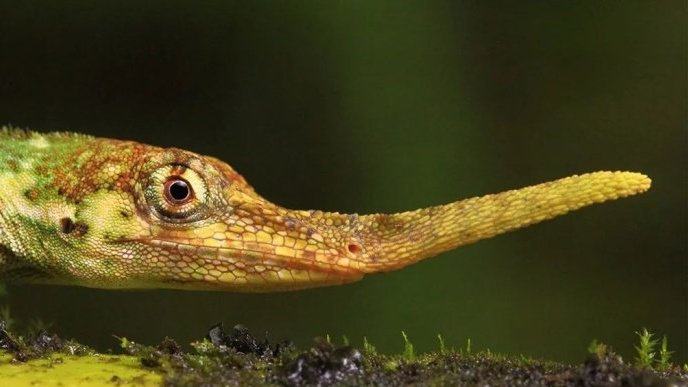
[[0, 127, 651, 291]]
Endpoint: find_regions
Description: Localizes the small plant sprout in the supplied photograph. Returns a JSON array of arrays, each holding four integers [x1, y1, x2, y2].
[[401, 331, 415, 361], [325, 334, 331, 345], [658, 335, 673, 370], [342, 335, 349, 346], [466, 338, 472, 354], [635, 328, 659, 368], [437, 334, 446, 354], [363, 336, 376, 354], [118, 336, 131, 350], [587, 339, 608, 358]]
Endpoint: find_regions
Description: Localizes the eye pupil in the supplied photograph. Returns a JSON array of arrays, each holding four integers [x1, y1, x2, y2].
[[164, 178, 192, 203], [170, 181, 189, 200]]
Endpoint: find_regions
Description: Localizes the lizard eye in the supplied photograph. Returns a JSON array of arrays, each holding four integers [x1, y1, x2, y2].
[[145, 165, 209, 222], [164, 178, 193, 204]]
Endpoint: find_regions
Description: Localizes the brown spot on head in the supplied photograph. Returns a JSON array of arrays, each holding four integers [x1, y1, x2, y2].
[[169, 165, 187, 175], [7, 160, 19, 172], [24, 188, 40, 201]]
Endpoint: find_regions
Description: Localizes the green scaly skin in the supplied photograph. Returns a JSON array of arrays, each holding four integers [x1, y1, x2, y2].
[[0, 127, 651, 291]]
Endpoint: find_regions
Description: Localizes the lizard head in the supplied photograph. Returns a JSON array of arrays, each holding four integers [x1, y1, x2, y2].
[[0, 134, 365, 291], [113, 145, 367, 291], [0, 131, 651, 291]]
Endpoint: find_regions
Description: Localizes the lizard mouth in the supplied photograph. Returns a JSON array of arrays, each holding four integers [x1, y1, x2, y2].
[[116, 236, 363, 291]]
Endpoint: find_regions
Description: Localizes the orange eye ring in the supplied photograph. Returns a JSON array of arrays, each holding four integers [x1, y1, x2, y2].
[[163, 177, 194, 205]]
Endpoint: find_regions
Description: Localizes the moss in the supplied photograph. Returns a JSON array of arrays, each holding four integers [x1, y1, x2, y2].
[[0, 353, 161, 386], [0, 320, 686, 386]]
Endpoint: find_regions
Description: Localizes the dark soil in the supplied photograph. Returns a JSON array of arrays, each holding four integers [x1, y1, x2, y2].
[[0, 320, 92, 362], [1, 320, 686, 386]]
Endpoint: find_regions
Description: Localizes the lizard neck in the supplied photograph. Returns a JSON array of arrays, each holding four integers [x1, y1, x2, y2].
[[0, 129, 92, 283]]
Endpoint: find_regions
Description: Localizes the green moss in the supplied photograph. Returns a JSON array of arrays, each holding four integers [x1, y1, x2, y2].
[[0, 353, 161, 386], [659, 336, 674, 371], [400, 331, 415, 361]]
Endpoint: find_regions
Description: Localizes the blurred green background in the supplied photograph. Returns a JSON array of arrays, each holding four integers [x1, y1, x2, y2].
[[0, 1, 685, 363]]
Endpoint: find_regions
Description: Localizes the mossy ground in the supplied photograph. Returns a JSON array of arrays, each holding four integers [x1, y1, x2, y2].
[[0, 321, 685, 386], [0, 353, 160, 387]]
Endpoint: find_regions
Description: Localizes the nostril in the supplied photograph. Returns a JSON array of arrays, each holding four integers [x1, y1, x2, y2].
[[348, 243, 362, 254], [60, 217, 75, 234], [59, 217, 88, 237]]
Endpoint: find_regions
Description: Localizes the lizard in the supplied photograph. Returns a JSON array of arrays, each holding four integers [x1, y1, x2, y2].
[[0, 127, 651, 292]]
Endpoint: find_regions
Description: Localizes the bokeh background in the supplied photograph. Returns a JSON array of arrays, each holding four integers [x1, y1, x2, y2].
[[0, 2, 685, 363]]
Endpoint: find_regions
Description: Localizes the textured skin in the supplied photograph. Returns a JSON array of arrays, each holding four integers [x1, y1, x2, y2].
[[0, 127, 652, 291]]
